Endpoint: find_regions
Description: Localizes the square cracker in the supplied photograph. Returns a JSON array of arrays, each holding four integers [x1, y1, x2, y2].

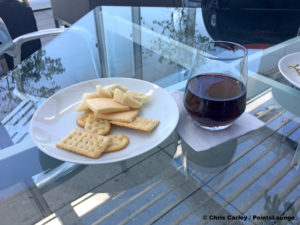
[[111, 117, 159, 132], [56, 128, 111, 158], [84, 117, 111, 135]]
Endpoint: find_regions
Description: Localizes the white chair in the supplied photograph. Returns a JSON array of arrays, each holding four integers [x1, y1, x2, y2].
[[0, 17, 65, 73]]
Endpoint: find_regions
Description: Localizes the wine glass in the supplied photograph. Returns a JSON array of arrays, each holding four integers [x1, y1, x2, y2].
[[184, 41, 248, 131]]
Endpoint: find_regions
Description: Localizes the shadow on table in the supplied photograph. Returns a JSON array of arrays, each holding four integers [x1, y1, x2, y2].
[[182, 139, 237, 168], [165, 137, 238, 186]]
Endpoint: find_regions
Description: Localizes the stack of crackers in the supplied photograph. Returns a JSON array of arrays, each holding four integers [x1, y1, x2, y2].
[[56, 84, 159, 159]]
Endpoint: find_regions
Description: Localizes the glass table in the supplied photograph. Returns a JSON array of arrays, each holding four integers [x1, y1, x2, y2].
[[1, 5, 300, 225]]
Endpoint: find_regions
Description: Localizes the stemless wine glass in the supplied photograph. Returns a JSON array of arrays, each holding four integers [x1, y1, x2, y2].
[[184, 41, 248, 131]]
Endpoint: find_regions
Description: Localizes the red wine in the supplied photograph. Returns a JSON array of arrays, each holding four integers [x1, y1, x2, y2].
[[184, 73, 246, 128]]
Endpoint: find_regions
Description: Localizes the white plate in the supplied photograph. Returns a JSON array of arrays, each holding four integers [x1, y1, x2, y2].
[[30, 78, 179, 164], [278, 52, 300, 88]]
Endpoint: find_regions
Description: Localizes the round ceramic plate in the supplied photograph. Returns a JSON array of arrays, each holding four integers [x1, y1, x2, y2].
[[278, 52, 300, 88], [30, 78, 179, 164]]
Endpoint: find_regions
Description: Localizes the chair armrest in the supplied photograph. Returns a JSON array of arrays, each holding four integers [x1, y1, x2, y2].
[[13, 27, 66, 65]]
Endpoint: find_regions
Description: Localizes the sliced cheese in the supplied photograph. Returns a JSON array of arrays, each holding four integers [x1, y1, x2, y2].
[[86, 98, 130, 114], [95, 110, 139, 122], [113, 88, 142, 109], [96, 85, 112, 98], [104, 84, 128, 96], [76, 92, 98, 112], [126, 90, 150, 103]]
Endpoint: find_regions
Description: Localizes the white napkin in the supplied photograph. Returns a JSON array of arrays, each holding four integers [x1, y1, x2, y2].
[[172, 91, 265, 152]]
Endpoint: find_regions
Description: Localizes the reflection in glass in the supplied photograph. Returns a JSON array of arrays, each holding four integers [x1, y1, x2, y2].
[[14, 49, 65, 98], [143, 8, 209, 67], [264, 192, 299, 225], [0, 75, 20, 120], [0, 50, 65, 148]]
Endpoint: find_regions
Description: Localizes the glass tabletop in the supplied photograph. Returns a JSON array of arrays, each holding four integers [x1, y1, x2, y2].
[[1, 5, 300, 225]]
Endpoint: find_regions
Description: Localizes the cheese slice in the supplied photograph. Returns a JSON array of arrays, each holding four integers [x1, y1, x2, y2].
[[96, 85, 112, 98], [113, 88, 125, 104], [95, 110, 139, 122], [113, 88, 142, 109], [86, 98, 130, 114], [104, 84, 128, 96], [76, 92, 98, 112], [126, 90, 150, 103]]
